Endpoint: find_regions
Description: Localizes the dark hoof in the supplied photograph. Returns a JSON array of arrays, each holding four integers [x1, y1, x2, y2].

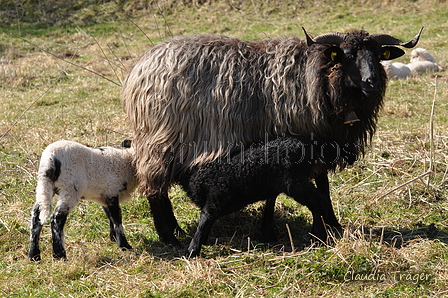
[[161, 234, 183, 250], [29, 247, 41, 261], [53, 254, 67, 260], [120, 245, 133, 251], [53, 251, 67, 260], [174, 226, 187, 237], [185, 248, 200, 258], [29, 254, 41, 262]]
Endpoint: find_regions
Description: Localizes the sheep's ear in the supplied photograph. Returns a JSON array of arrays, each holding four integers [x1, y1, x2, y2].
[[324, 46, 344, 63], [380, 46, 405, 60], [121, 139, 132, 148]]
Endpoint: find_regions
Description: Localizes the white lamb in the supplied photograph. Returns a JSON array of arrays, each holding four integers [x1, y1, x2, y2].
[[408, 47, 439, 74], [28, 140, 137, 261], [381, 60, 412, 79]]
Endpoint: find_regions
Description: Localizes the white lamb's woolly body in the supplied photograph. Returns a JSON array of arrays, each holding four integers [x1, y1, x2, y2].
[[408, 48, 439, 74], [381, 48, 439, 80], [381, 61, 412, 79], [35, 140, 136, 225], [407, 60, 439, 74], [410, 47, 437, 63]]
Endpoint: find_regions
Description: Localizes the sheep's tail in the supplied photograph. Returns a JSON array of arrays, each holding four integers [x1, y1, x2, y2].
[[34, 157, 61, 224]]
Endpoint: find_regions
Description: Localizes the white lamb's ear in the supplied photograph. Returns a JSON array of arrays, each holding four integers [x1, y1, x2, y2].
[[121, 140, 132, 148]]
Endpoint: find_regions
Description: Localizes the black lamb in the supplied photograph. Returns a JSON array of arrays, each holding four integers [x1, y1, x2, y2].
[[179, 136, 356, 257]]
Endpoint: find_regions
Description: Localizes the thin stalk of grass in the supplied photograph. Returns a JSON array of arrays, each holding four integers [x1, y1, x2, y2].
[[278, 250, 337, 295], [86, 31, 123, 85], [19, 37, 121, 87], [374, 170, 432, 203], [156, 2, 173, 38], [285, 223, 295, 252], [427, 76, 438, 187], [374, 77, 440, 202], [120, 11, 154, 46], [0, 78, 62, 142]]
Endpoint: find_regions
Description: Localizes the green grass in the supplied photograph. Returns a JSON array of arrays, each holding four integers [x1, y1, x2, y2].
[[1, 0, 448, 296]]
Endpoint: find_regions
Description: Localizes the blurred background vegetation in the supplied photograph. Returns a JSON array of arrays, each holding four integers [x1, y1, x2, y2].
[[0, 0, 216, 26]]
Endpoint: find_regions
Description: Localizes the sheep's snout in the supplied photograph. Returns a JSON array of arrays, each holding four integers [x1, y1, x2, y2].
[[361, 77, 381, 97]]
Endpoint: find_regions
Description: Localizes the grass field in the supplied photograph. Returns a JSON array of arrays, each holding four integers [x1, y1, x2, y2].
[[1, 0, 448, 296]]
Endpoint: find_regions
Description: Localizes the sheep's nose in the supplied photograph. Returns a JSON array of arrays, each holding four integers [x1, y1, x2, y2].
[[361, 78, 380, 97]]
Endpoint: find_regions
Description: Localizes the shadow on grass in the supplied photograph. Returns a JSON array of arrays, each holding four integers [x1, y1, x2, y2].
[[359, 223, 448, 248], [135, 205, 315, 260], [135, 217, 448, 260]]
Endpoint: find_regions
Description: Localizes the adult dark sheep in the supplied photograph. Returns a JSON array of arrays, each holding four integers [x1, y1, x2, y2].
[[179, 136, 356, 257], [121, 27, 422, 248]]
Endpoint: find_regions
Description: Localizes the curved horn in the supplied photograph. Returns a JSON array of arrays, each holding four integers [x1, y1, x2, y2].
[[302, 27, 346, 46], [371, 27, 423, 48]]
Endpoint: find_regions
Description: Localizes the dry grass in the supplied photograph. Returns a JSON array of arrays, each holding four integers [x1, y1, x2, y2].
[[1, 0, 448, 296]]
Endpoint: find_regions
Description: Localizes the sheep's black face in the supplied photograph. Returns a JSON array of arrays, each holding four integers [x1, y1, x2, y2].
[[335, 36, 385, 99], [325, 33, 405, 99]]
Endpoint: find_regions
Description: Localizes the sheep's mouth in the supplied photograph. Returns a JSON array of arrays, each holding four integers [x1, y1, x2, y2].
[[360, 81, 381, 98]]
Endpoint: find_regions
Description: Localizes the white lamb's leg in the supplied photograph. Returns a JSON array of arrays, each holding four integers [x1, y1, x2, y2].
[[29, 202, 44, 261], [104, 196, 132, 250], [50, 190, 78, 259]]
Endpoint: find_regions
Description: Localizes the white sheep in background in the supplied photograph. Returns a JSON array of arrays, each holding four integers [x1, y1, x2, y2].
[[381, 60, 412, 79], [408, 47, 439, 74], [28, 140, 137, 261], [381, 48, 439, 80]]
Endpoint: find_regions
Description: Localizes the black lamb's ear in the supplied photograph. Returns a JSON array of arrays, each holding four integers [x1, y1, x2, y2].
[[324, 46, 344, 63], [380, 46, 405, 60]]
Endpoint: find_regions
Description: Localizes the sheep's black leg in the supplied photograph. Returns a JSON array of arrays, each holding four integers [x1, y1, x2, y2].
[[187, 208, 216, 258], [314, 172, 330, 197], [260, 197, 278, 243], [288, 181, 335, 243], [29, 204, 43, 261], [147, 190, 183, 249], [50, 205, 69, 259], [105, 196, 132, 250], [314, 172, 340, 227], [102, 206, 117, 242]]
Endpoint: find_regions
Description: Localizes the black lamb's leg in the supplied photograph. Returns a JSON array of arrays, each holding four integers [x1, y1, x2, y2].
[[147, 190, 183, 249], [260, 197, 278, 243], [102, 206, 117, 242], [314, 172, 340, 227], [29, 204, 43, 261], [288, 181, 335, 243], [187, 208, 216, 258], [314, 172, 330, 197], [104, 196, 132, 250]]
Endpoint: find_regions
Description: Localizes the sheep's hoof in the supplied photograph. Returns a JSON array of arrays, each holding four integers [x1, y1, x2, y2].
[[161, 234, 183, 250], [29, 247, 41, 261], [29, 254, 41, 262], [53, 251, 67, 260], [174, 226, 187, 237], [185, 248, 200, 258], [120, 245, 133, 251], [53, 255, 67, 261]]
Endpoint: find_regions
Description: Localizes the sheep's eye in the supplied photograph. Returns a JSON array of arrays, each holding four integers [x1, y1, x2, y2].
[[330, 51, 338, 61], [324, 46, 344, 63], [381, 49, 391, 60]]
